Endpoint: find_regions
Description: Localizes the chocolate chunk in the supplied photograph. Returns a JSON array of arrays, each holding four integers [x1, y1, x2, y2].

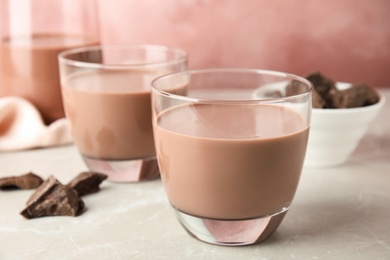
[[312, 88, 326, 108], [327, 88, 345, 108], [286, 78, 326, 108], [21, 176, 84, 219], [265, 90, 283, 98], [67, 172, 107, 196], [286, 80, 308, 96], [329, 83, 380, 108], [0, 172, 44, 190], [306, 72, 380, 109], [305, 72, 337, 106], [354, 83, 380, 106]]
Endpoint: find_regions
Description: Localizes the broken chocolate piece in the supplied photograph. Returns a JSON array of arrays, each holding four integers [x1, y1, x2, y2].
[[67, 171, 107, 196], [311, 88, 326, 108], [305, 72, 337, 105], [0, 172, 44, 190], [286, 80, 308, 96], [265, 90, 283, 98], [354, 83, 380, 106], [286, 78, 326, 108], [327, 88, 345, 108], [329, 83, 380, 108], [306, 72, 380, 109], [21, 176, 84, 219]]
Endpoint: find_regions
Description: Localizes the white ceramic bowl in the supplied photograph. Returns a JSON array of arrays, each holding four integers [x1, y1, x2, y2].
[[304, 83, 386, 167]]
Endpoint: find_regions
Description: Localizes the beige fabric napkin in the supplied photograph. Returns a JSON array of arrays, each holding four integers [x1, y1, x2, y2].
[[0, 97, 72, 151]]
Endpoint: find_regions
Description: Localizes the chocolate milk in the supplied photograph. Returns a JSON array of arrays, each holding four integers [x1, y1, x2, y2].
[[154, 104, 309, 220], [62, 69, 185, 160], [0, 34, 98, 124]]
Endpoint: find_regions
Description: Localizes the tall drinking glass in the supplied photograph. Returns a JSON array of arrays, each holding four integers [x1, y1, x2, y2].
[[0, 0, 99, 124], [59, 45, 187, 182], [152, 69, 312, 246]]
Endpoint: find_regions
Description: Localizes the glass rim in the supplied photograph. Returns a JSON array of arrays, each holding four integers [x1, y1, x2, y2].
[[151, 68, 313, 104], [58, 44, 188, 69]]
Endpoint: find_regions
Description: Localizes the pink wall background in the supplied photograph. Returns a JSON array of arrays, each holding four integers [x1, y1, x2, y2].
[[98, 0, 390, 87]]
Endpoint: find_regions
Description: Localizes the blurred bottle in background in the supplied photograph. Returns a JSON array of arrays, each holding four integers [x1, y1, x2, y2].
[[0, 0, 100, 124]]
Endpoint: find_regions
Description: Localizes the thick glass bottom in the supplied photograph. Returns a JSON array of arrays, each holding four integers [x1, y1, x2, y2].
[[173, 206, 288, 246], [82, 154, 160, 182]]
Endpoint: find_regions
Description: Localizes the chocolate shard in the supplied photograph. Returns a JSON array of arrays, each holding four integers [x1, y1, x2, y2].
[[327, 88, 345, 108], [67, 172, 107, 196], [286, 79, 326, 108], [330, 83, 380, 108], [306, 72, 380, 109], [265, 90, 283, 98], [305, 72, 337, 102], [21, 176, 84, 219], [286, 80, 308, 96], [311, 88, 326, 108], [354, 83, 380, 106], [0, 172, 44, 190]]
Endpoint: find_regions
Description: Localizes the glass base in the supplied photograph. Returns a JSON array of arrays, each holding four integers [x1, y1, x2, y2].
[[173, 207, 288, 246], [82, 155, 160, 182]]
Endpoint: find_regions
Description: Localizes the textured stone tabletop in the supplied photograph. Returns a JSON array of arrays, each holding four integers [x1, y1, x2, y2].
[[1, 90, 389, 260]]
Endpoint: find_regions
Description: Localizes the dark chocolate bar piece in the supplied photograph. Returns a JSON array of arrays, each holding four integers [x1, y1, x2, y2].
[[0, 172, 44, 190], [67, 172, 107, 196], [286, 78, 326, 108], [264, 90, 283, 98], [305, 72, 337, 106], [329, 83, 381, 108], [21, 176, 84, 219], [326, 88, 344, 108], [306, 72, 380, 109], [355, 83, 380, 106], [286, 80, 307, 96], [311, 88, 326, 108]]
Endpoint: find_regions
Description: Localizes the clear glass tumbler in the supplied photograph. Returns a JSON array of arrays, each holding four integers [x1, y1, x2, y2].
[[0, 0, 99, 124], [58, 45, 187, 182], [151, 69, 312, 246]]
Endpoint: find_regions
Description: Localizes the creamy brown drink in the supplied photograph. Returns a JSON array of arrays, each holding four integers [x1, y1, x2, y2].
[[0, 34, 98, 124], [154, 103, 309, 220], [59, 45, 187, 182], [62, 69, 186, 160], [151, 68, 311, 245]]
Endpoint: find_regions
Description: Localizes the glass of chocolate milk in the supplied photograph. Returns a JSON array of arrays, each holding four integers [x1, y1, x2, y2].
[[151, 69, 312, 246], [0, 0, 100, 124], [58, 45, 187, 182]]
